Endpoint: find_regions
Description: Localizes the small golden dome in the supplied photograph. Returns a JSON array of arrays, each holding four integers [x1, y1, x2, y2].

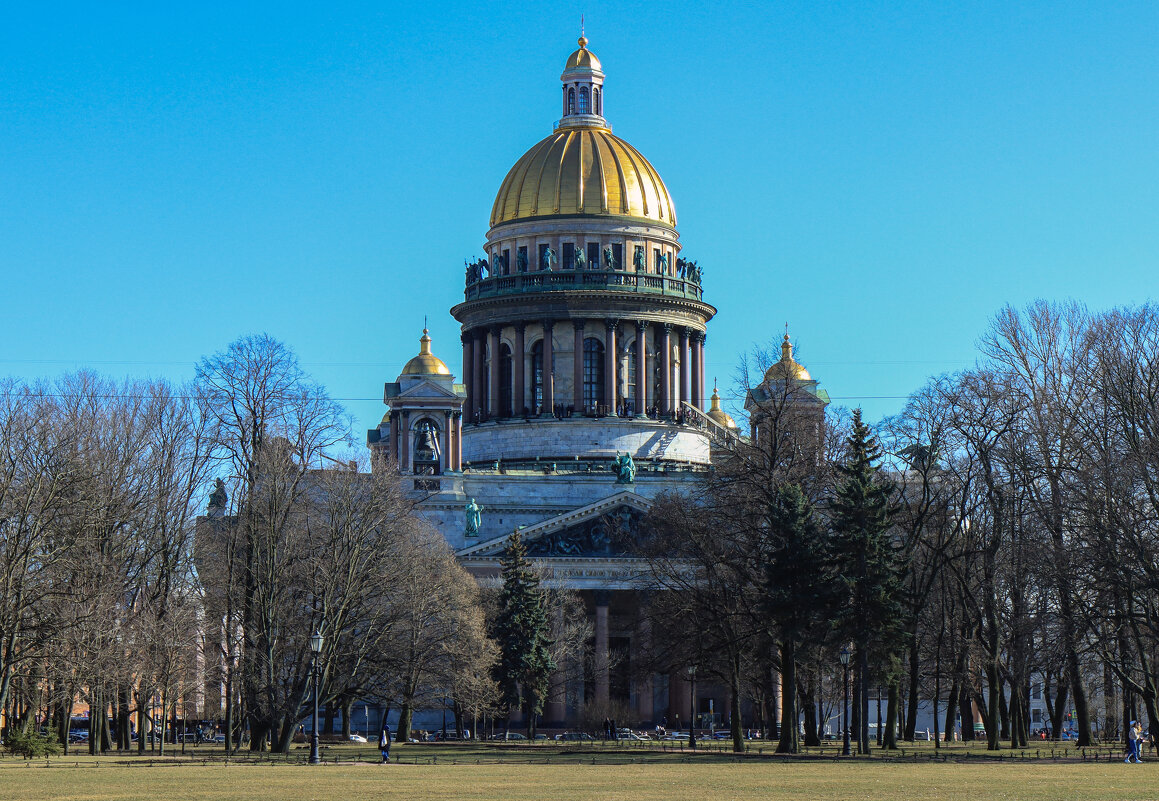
[[490, 128, 676, 228], [565, 37, 601, 71], [401, 329, 451, 376], [706, 384, 738, 430], [764, 333, 813, 383]]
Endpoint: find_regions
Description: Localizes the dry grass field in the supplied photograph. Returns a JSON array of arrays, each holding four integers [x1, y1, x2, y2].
[[0, 743, 1153, 801]]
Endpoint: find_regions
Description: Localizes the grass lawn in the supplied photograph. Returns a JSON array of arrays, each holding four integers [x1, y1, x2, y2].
[[0, 743, 1153, 801]]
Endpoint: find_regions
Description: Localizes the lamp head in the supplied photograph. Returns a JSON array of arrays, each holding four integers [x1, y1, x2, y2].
[[838, 646, 851, 666], [309, 631, 324, 655]]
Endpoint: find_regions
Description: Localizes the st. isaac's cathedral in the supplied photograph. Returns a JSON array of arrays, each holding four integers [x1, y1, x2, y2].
[[369, 37, 828, 729]]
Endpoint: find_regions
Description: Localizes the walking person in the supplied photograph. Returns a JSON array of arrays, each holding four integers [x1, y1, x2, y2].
[[1126, 721, 1140, 763], [379, 724, 392, 764]]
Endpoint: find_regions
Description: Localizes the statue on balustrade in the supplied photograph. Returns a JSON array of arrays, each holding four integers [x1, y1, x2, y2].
[[574, 246, 586, 270], [659, 253, 669, 274], [633, 247, 646, 272], [465, 497, 484, 538], [611, 451, 636, 484], [542, 247, 557, 271], [676, 257, 688, 279], [603, 245, 615, 270], [517, 249, 528, 272]]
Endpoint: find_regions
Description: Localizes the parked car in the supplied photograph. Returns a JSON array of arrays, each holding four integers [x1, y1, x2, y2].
[[491, 731, 526, 741], [555, 731, 594, 741], [616, 730, 645, 741], [348, 734, 368, 743]]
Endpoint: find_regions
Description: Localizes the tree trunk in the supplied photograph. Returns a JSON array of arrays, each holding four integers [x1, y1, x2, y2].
[[341, 697, 353, 739], [801, 668, 820, 748], [396, 703, 413, 744], [884, 681, 899, 749], [776, 639, 798, 753], [905, 626, 920, 740]]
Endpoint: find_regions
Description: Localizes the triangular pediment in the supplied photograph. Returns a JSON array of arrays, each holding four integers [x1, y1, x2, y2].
[[456, 490, 653, 558], [395, 380, 461, 400]]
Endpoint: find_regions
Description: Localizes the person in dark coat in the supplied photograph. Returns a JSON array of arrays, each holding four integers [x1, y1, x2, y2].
[[379, 725, 392, 763]]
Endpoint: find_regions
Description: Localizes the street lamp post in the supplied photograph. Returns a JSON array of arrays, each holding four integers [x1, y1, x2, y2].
[[688, 665, 697, 751], [309, 631, 324, 765], [839, 646, 851, 757]]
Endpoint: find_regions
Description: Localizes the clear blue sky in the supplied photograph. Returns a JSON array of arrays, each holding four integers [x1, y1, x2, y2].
[[3, 1, 1157, 437]]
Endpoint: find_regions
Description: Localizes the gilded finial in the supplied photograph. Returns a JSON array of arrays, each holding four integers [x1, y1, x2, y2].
[[419, 328, 432, 355], [579, 14, 586, 47]]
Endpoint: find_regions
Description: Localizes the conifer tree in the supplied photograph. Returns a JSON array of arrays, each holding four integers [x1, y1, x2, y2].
[[761, 482, 838, 753], [831, 408, 904, 753], [492, 530, 555, 738]]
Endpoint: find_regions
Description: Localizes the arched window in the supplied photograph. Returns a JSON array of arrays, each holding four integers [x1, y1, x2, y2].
[[578, 86, 590, 114], [593, 87, 601, 115], [583, 338, 605, 412], [499, 344, 513, 418], [627, 346, 638, 411], [563, 86, 568, 116], [412, 418, 441, 475], [531, 340, 544, 414], [567, 87, 576, 115]]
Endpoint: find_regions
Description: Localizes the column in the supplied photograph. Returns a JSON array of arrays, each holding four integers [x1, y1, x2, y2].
[[594, 591, 610, 708], [441, 411, 452, 474], [679, 327, 691, 413], [573, 320, 585, 412], [694, 332, 706, 411], [604, 319, 618, 416], [400, 412, 411, 473], [513, 323, 526, 417], [541, 319, 554, 416], [635, 321, 648, 416], [472, 330, 484, 422], [690, 332, 702, 411], [488, 326, 501, 418], [462, 333, 473, 422], [635, 617, 653, 723], [659, 324, 672, 416], [546, 606, 567, 725], [453, 413, 462, 471]]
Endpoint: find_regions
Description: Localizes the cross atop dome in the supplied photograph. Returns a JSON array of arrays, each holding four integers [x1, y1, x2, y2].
[[559, 34, 607, 130]]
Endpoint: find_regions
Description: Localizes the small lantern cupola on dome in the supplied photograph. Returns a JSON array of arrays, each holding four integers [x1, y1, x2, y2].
[[763, 327, 813, 383], [401, 328, 452, 376], [706, 380, 738, 430], [558, 29, 607, 130]]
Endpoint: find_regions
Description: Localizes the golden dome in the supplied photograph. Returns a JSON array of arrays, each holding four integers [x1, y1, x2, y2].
[[490, 128, 676, 228], [565, 37, 602, 71], [706, 385, 737, 430], [401, 329, 451, 376], [764, 333, 812, 383]]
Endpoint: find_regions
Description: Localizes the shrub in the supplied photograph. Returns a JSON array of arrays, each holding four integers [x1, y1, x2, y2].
[[5, 730, 63, 759]]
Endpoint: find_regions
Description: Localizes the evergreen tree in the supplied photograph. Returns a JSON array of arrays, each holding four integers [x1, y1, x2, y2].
[[761, 482, 838, 753], [492, 530, 555, 738], [831, 408, 905, 753]]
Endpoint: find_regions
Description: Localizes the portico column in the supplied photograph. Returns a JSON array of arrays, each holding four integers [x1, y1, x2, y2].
[[690, 332, 702, 411], [635, 617, 653, 723], [541, 320, 554, 416], [679, 327, 691, 412], [594, 591, 610, 708], [471, 329, 484, 422], [573, 320, 585, 412], [488, 326, 501, 418], [604, 319, 618, 416], [453, 413, 462, 471], [513, 323, 526, 416], [635, 321, 648, 415], [462, 333, 474, 422], [659, 324, 672, 415]]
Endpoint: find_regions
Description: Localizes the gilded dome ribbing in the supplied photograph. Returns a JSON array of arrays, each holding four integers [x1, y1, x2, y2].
[[490, 128, 676, 229]]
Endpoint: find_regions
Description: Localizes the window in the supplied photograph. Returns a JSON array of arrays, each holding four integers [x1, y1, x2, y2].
[[594, 87, 601, 115], [587, 242, 600, 270], [1031, 683, 1041, 700], [568, 87, 576, 115], [627, 346, 638, 410], [583, 338, 605, 410], [517, 245, 528, 272], [538, 243, 549, 271], [531, 340, 544, 413], [502, 248, 510, 275], [612, 243, 623, 270], [562, 242, 574, 270], [1031, 709, 1042, 724], [579, 86, 589, 114], [499, 344, 513, 417], [653, 248, 662, 272]]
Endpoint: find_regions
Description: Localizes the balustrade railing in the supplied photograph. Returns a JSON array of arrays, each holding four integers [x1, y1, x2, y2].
[[464, 269, 704, 301]]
